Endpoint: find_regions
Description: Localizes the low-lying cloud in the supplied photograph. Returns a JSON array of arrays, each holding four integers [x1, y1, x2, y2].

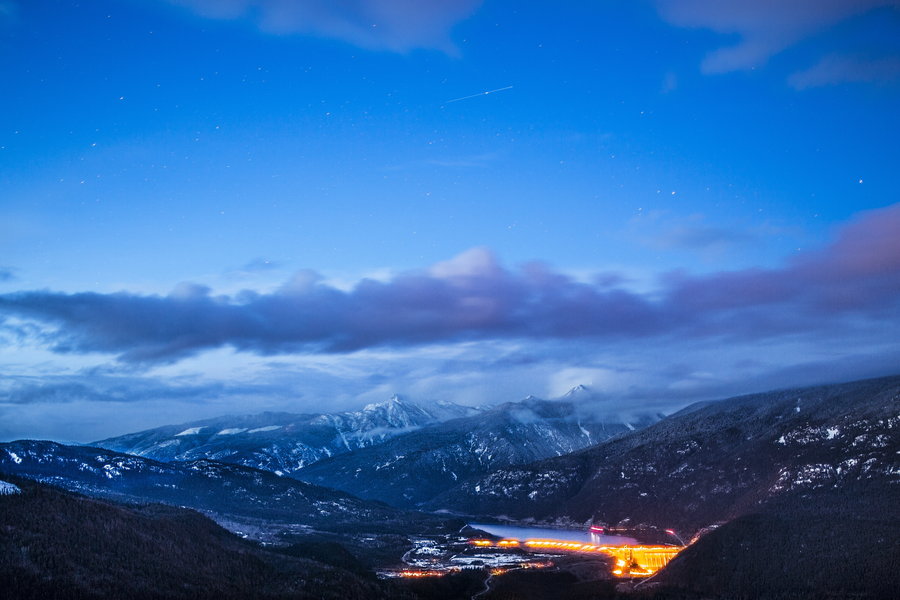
[[1, 204, 898, 364]]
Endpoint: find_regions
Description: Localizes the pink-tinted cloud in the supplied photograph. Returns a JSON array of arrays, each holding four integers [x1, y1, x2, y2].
[[0, 204, 898, 362], [666, 203, 900, 319], [164, 0, 482, 53], [656, 0, 898, 73]]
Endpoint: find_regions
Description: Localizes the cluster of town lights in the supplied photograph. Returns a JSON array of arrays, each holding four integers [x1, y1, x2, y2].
[[395, 561, 551, 579], [467, 538, 682, 577], [397, 569, 452, 578]]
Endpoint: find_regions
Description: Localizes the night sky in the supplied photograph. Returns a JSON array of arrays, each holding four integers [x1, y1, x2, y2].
[[2, 0, 899, 441]]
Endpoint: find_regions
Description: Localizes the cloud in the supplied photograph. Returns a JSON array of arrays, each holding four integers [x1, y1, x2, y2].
[[666, 203, 900, 317], [0, 373, 303, 441], [424, 153, 499, 169], [652, 222, 756, 253], [0, 380, 210, 405], [789, 54, 900, 89], [660, 71, 678, 94], [0, 373, 288, 407], [239, 257, 282, 272], [0, 0, 17, 18], [656, 0, 899, 73], [163, 0, 482, 53], [224, 257, 284, 279], [0, 204, 899, 363]]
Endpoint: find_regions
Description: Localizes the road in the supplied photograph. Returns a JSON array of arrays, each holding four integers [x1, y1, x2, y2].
[[471, 571, 495, 600]]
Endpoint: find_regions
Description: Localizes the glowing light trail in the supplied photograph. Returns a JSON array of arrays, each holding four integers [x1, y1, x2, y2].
[[444, 85, 514, 104]]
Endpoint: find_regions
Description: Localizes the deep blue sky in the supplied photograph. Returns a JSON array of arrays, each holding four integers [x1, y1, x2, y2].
[[2, 0, 899, 441]]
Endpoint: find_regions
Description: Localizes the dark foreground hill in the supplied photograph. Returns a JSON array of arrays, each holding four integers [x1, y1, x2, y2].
[[0, 476, 405, 600], [650, 487, 900, 600]]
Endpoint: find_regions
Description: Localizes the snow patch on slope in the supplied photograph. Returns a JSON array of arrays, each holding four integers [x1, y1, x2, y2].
[[249, 426, 281, 433], [217, 428, 247, 435], [176, 427, 204, 436], [0, 480, 21, 495]]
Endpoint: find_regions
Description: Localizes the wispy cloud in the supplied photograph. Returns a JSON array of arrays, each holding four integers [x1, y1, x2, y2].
[[163, 0, 482, 53], [0, 1, 16, 20], [656, 0, 899, 74], [1, 204, 898, 364], [0, 378, 217, 405], [630, 212, 764, 261], [789, 54, 900, 89], [650, 221, 757, 254], [224, 257, 284, 279], [424, 152, 499, 168]]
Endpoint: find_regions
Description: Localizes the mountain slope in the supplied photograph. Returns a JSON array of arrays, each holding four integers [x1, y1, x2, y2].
[[297, 394, 660, 508], [0, 475, 404, 600], [0, 439, 435, 534], [94, 396, 480, 474], [426, 375, 900, 534]]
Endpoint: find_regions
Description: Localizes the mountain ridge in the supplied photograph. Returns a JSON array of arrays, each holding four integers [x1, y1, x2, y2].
[[93, 395, 481, 474], [424, 374, 900, 534], [0, 439, 443, 537], [296, 394, 662, 508]]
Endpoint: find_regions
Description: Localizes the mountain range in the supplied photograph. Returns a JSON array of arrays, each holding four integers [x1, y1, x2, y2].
[[0, 439, 443, 537], [424, 375, 900, 534], [94, 388, 662, 509], [297, 392, 660, 507], [94, 396, 481, 474], [3, 375, 899, 598]]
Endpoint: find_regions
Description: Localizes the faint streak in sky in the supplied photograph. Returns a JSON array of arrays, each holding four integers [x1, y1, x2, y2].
[[444, 85, 513, 104]]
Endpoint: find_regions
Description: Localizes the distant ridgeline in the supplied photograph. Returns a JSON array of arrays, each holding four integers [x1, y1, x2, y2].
[[93, 396, 483, 472], [93, 389, 662, 508]]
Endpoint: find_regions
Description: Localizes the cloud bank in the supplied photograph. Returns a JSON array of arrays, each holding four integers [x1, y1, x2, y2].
[[1, 204, 898, 364], [163, 0, 481, 52]]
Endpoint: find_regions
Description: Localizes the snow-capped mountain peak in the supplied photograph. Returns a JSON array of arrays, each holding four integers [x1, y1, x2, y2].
[[362, 394, 404, 412], [93, 395, 482, 475], [297, 394, 662, 508], [562, 384, 593, 399]]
